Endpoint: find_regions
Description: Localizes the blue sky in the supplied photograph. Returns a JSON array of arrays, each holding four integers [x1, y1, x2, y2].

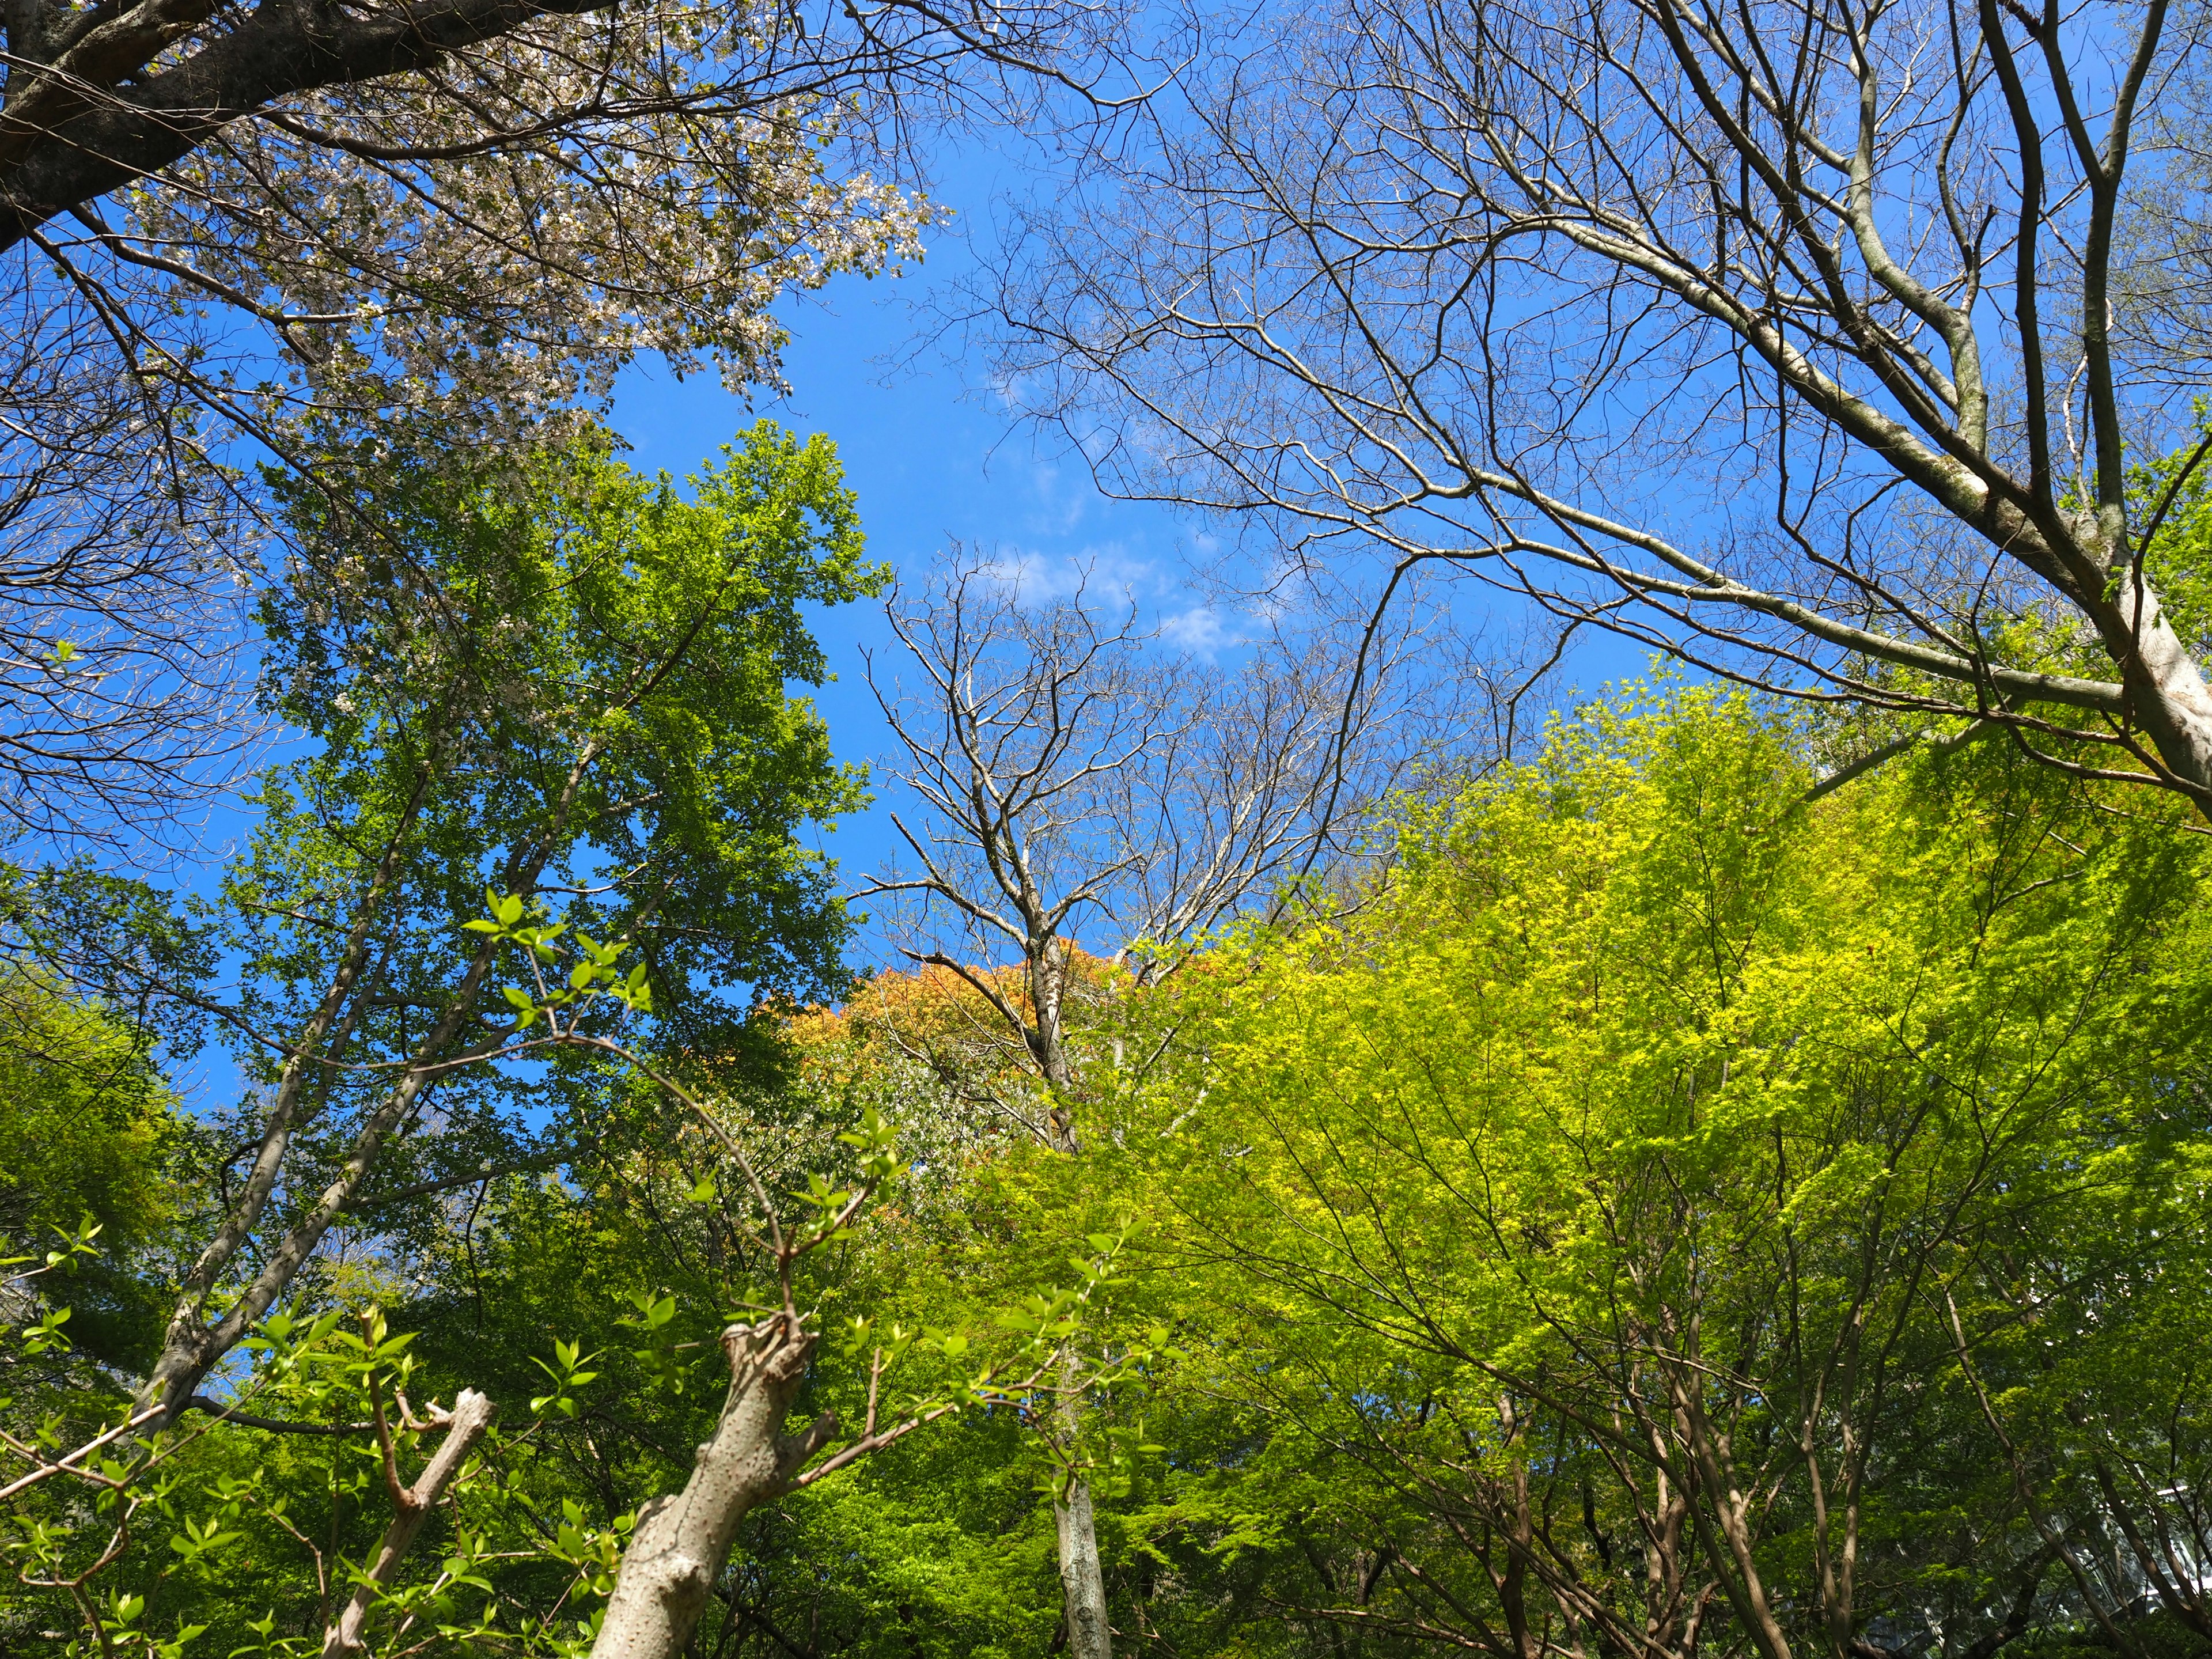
[[604, 141, 1253, 968], [598, 133, 1656, 976]]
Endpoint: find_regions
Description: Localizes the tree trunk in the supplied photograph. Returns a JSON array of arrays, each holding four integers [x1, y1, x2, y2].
[[591, 1316, 834, 1659], [323, 1389, 497, 1658], [1041, 1065, 1110, 1659], [1055, 1474, 1113, 1659], [2102, 579, 2212, 805]]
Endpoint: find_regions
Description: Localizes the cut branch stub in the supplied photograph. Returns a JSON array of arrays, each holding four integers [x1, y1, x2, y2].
[[590, 1315, 835, 1659], [321, 1387, 497, 1659]]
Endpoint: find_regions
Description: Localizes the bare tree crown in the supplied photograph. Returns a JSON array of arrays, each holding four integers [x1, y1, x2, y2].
[[0, 0, 1126, 846], [861, 558, 1437, 1091], [988, 0, 2212, 809]]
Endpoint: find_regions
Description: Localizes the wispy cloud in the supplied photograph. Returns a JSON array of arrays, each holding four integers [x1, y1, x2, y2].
[[967, 541, 1165, 607], [1159, 604, 1244, 658], [1023, 460, 1096, 536]]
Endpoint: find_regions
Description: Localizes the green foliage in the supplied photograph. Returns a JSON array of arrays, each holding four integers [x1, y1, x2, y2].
[[246, 417, 882, 1051], [0, 965, 182, 1382], [1068, 683, 2212, 1658], [0, 969, 178, 1260], [0, 417, 919, 1657], [17, 627, 2212, 1659], [759, 682, 2212, 1659]]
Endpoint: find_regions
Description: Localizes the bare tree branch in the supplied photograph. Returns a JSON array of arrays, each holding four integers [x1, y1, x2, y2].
[[983, 0, 2212, 811]]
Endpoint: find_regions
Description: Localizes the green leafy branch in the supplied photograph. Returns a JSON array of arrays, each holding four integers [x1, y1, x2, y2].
[[461, 889, 652, 1038], [794, 1225, 1183, 1495]]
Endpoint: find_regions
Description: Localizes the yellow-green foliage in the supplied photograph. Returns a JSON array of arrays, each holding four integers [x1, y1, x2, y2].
[[0, 970, 177, 1254], [1082, 682, 2212, 1656]]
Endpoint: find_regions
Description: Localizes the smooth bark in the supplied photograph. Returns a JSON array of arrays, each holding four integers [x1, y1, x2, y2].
[[589, 1316, 835, 1659], [321, 1389, 498, 1658], [1054, 1347, 1111, 1659], [1055, 1474, 1112, 1659]]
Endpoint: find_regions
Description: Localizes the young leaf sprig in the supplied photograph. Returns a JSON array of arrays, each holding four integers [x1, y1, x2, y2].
[[463, 889, 651, 1036]]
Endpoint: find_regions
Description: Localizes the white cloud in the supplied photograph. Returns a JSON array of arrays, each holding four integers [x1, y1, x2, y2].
[[1024, 460, 1093, 536], [968, 543, 1164, 607], [1158, 604, 1245, 658]]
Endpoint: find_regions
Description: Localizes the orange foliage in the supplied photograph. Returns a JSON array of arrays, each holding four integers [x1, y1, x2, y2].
[[783, 945, 1120, 1051]]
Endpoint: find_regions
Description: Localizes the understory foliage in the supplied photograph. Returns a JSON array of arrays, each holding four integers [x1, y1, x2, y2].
[[639, 685, 2212, 1659], [1080, 689, 2212, 1659], [9, 633, 2212, 1659]]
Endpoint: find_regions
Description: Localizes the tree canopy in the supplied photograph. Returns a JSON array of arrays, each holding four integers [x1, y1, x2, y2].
[[14, 554, 2212, 1658], [12, 0, 2212, 1652]]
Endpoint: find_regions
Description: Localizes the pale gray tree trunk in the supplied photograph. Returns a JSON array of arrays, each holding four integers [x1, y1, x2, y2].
[[322, 1388, 498, 1658], [1052, 1344, 1112, 1659], [1055, 1474, 1113, 1659], [2104, 579, 2212, 801], [1044, 1071, 1111, 1659], [590, 1316, 834, 1659]]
